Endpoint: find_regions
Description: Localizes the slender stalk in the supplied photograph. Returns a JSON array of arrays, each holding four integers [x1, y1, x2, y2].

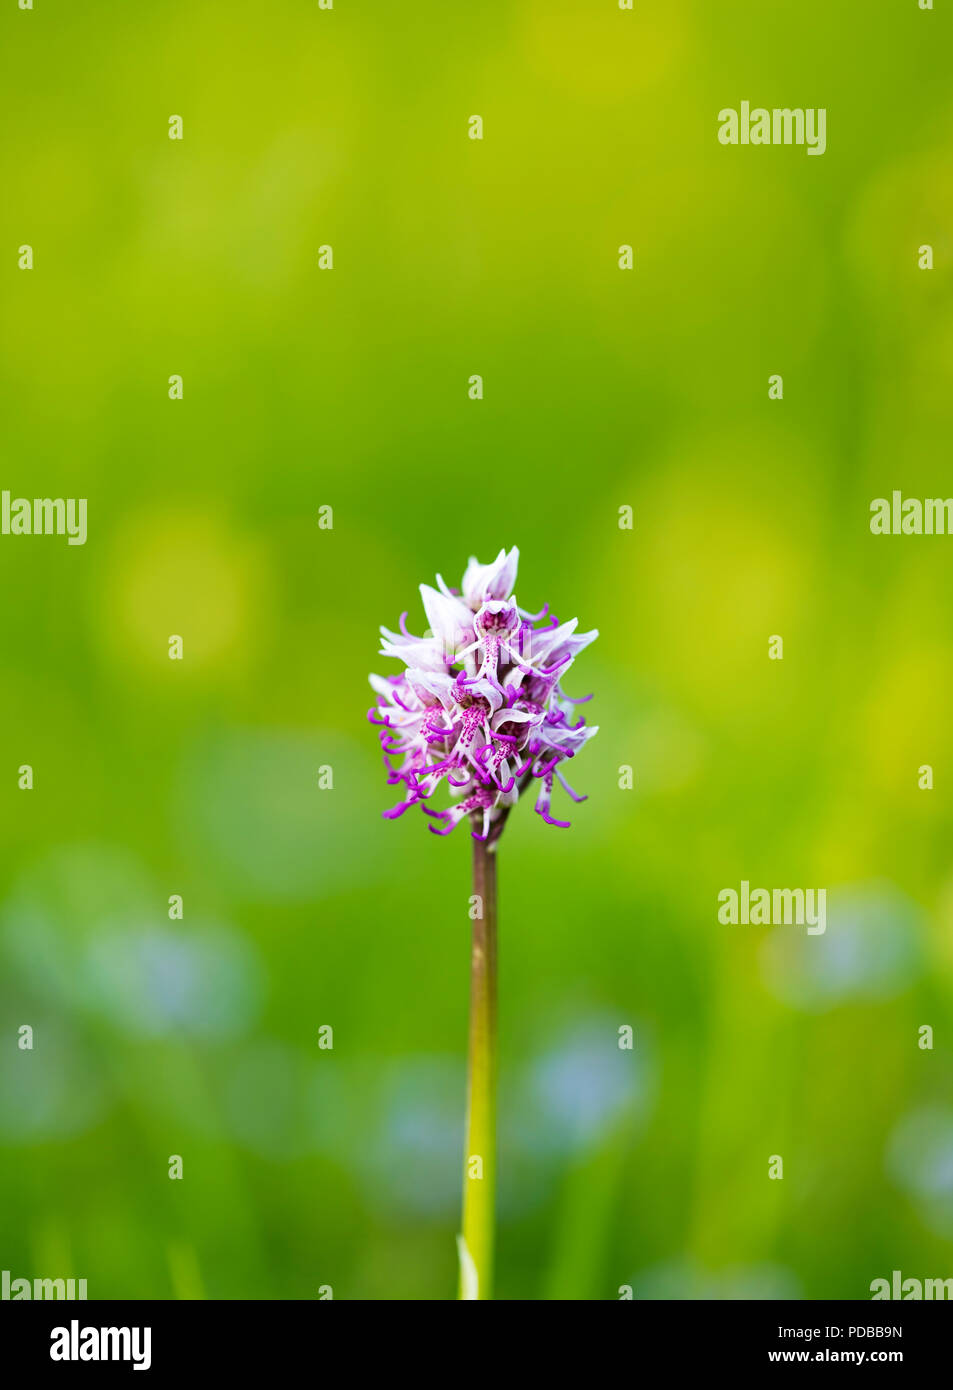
[[459, 835, 498, 1299]]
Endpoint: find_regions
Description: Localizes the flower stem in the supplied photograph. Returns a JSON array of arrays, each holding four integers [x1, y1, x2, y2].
[[459, 835, 498, 1300]]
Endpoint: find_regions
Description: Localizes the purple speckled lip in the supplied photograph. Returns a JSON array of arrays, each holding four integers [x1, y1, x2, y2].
[[368, 548, 599, 844]]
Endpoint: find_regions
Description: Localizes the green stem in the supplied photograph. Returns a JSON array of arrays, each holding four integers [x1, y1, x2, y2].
[[459, 835, 498, 1299]]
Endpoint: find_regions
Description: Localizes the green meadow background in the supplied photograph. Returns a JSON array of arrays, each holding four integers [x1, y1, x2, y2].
[[1, 0, 952, 1300]]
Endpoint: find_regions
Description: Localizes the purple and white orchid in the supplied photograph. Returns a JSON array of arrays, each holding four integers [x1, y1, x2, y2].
[[368, 547, 598, 846]]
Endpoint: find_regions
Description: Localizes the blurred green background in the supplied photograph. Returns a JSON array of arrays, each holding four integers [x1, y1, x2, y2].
[[2, 0, 952, 1300]]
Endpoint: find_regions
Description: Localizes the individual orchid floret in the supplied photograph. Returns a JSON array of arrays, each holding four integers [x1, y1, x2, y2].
[[368, 548, 598, 845], [458, 548, 521, 609]]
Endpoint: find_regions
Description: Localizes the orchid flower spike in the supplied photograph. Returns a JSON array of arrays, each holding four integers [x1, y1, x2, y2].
[[369, 547, 598, 846]]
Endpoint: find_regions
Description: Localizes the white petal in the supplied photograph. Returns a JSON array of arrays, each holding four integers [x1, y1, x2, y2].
[[379, 629, 446, 671], [461, 546, 519, 609], [419, 585, 472, 656], [369, 673, 399, 698], [526, 617, 578, 664], [406, 669, 456, 708]]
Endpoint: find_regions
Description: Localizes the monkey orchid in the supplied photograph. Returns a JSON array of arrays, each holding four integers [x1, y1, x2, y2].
[[368, 547, 598, 1299]]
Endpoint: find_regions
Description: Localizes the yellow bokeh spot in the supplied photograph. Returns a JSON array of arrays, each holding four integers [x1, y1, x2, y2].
[[100, 510, 266, 675]]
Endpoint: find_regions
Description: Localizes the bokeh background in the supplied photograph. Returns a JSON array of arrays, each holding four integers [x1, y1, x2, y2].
[[1, 0, 952, 1300]]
